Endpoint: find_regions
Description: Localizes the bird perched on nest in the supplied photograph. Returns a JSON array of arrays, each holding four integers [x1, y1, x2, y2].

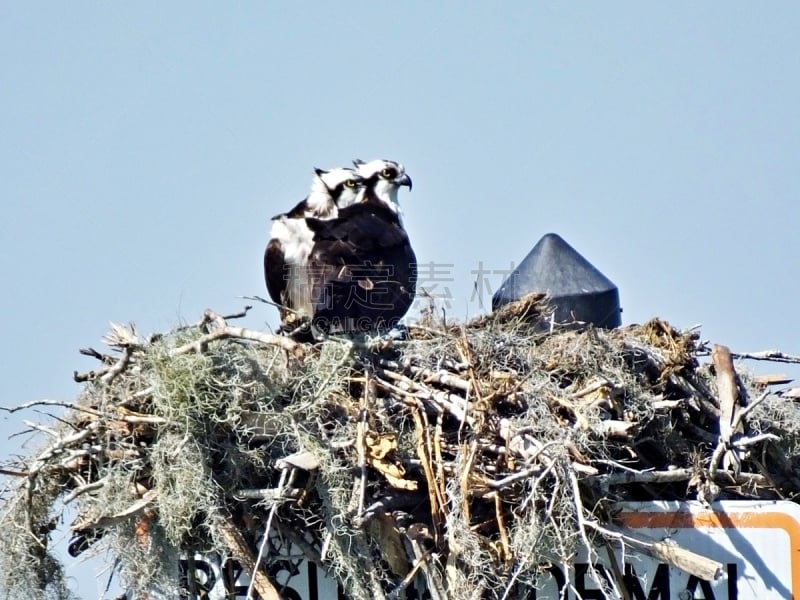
[[305, 159, 417, 334], [264, 159, 417, 336], [264, 167, 365, 327]]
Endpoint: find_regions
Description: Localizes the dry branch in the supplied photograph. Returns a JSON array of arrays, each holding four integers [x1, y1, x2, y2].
[[170, 324, 304, 358], [588, 521, 723, 582], [732, 350, 800, 364], [218, 516, 282, 600]]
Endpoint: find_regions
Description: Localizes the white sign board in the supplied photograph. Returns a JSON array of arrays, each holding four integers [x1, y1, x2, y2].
[[175, 501, 800, 599], [530, 500, 800, 600]]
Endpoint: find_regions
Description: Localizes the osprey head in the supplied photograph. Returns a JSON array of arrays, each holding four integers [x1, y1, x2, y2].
[[352, 159, 412, 214], [307, 167, 366, 216]]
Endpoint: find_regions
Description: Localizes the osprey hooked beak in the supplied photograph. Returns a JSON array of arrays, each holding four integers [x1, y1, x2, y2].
[[398, 173, 412, 191]]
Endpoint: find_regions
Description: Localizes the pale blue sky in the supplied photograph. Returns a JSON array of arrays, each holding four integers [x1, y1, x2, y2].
[[2, 3, 799, 597]]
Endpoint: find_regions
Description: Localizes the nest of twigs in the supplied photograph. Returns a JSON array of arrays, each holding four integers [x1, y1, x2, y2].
[[2, 294, 800, 600]]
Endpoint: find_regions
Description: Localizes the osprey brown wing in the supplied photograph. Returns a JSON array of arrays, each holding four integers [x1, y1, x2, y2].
[[264, 238, 287, 307], [306, 203, 417, 333]]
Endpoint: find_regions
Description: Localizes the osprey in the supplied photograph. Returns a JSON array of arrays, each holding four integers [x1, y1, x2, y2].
[[352, 158, 411, 217], [306, 159, 417, 334], [264, 167, 365, 326]]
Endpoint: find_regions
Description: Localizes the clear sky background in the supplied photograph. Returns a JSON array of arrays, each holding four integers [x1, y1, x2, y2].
[[2, 3, 799, 598]]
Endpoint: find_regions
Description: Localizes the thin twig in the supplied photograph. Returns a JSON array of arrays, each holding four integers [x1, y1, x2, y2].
[[731, 350, 800, 364], [100, 345, 134, 384], [63, 478, 108, 504], [1, 400, 104, 417], [357, 372, 370, 517], [171, 324, 304, 357], [733, 390, 771, 429], [247, 468, 288, 600]]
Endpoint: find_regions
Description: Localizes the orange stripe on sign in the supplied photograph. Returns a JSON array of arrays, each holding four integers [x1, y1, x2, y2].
[[620, 510, 800, 596]]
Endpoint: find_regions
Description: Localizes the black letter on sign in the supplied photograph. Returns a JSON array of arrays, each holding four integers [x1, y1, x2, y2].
[[528, 565, 567, 599], [624, 562, 670, 600], [574, 563, 612, 599], [178, 558, 216, 598], [727, 563, 738, 600], [267, 559, 303, 600], [685, 574, 716, 599]]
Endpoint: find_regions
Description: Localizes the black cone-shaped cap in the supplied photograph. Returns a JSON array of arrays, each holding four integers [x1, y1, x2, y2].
[[492, 233, 621, 329]]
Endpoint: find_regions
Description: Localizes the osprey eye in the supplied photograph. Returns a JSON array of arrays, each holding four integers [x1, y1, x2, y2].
[[344, 179, 357, 188], [380, 168, 394, 179]]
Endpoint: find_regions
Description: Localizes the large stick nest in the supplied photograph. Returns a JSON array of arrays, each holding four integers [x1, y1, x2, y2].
[[2, 294, 800, 599]]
